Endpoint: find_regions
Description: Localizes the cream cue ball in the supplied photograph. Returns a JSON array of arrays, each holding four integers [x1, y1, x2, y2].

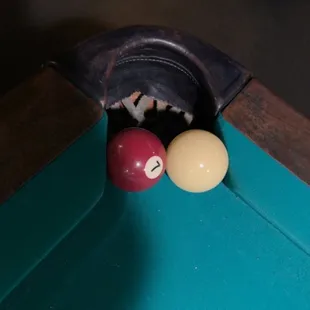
[[166, 129, 229, 193]]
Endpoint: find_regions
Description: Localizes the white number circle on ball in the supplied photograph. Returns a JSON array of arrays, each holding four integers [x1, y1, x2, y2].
[[144, 156, 164, 179]]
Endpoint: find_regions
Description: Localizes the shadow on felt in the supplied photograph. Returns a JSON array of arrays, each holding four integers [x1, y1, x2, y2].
[[1, 181, 149, 310]]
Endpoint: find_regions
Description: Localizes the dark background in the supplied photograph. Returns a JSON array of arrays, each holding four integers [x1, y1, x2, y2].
[[1, 0, 309, 117]]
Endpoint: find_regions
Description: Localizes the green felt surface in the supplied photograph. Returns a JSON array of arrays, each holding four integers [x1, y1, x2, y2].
[[1, 115, 310, 309], [0, 115, 107, 303], [217, 118, 310, 255]]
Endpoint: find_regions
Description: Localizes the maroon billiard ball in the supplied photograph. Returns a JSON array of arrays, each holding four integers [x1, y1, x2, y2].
[[107, 128, 166, 192]]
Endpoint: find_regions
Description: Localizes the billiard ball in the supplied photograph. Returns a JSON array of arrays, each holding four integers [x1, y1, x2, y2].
[[166, 129, 229, 193], [107, 128, 166, 192]]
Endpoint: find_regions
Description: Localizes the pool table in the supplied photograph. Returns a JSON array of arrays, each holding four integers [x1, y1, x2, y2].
[[0, 26, 310, 310]]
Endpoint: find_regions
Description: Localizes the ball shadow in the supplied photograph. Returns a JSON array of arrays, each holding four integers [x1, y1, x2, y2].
[[107, 92, 215, 148], [107, 108, 139, 141], [107, 107, 191, 148], [1, 182, 149, 310], [214, 120, 235, 190], [140, 109, 190, 148]]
